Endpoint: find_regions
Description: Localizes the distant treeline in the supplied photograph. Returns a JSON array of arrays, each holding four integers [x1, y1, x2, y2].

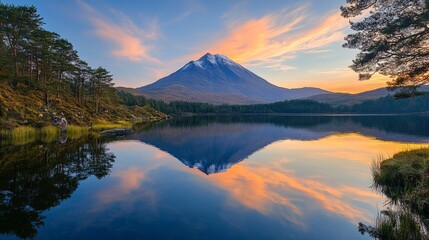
[[117, 91, 429, 115], [0, 3, 115, 113]]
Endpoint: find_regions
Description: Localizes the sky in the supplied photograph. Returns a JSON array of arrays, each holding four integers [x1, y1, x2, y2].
[[4, 0, 390, 93]]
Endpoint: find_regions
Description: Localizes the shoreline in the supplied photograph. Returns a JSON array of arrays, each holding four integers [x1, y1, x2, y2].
[[0, 117, 168, 145], [175, 111, 429, 117]]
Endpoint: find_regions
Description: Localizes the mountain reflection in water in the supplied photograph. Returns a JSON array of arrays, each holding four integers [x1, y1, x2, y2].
[[0, 114, 428, 239], [131, 115, 429, 174]]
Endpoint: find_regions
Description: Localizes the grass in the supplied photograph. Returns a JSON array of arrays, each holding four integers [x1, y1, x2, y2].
[[373, 209, 425, 240], [0, 129, 8, 138], [1, 120, 136, 144], [10, 126, 37, 145], [92, 120, 132, 132], [366, 148, 429, 239], [0, 82, 168, 129], [372, 148, 429, 207], [40, 125, 61, 143], [66, 125, 89, 139]]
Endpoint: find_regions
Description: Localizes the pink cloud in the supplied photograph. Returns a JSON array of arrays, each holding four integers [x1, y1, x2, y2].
[[77, 0, 159, 62], [191, 5, 349, 72]]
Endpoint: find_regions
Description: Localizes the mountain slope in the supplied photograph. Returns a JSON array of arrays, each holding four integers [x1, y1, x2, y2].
[[306, 86, 429, 106], [137, 53, 329, 104]]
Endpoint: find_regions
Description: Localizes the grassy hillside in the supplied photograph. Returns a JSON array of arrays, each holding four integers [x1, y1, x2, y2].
[[0, 82, 168, 129], [0, 3, 167, 132]]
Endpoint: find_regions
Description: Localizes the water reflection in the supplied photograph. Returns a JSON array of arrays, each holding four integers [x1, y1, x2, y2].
[[0, 115, 428, 239], [0, 138, 115, 239], [132, 115, 429, 174]]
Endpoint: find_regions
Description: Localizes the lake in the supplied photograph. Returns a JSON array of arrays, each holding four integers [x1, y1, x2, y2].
[[1, 115, 428, 239]]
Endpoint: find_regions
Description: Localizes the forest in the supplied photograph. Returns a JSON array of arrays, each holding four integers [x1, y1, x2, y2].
[[0, 3, 114, 113], [0, 3, 169, 129], [118, 90, 429, 116]]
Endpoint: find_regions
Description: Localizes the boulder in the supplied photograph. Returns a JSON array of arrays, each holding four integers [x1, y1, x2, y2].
[[52, 115, 68, 132]]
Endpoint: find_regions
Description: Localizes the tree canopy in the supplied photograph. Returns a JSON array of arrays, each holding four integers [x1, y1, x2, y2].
[[341, 0, 429, 96]]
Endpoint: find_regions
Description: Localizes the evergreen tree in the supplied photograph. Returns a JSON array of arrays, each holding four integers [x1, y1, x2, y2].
[[90, 67, 114, 114], [341, 0, 429, 96], [0, 2, 117, 109], [0, 4, 43, 87]]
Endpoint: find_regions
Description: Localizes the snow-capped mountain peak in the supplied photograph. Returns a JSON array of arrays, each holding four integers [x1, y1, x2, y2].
[[138, 53, 330, 104], [180, 53, 240, 71]]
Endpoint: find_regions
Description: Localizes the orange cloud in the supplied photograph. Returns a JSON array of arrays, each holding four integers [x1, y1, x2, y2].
[[97, 166, 146, 204], [204, 133, 428, 225], [208, 164, 380, 224], [200, 7, 349, 71], [77, 0, 159, 62]]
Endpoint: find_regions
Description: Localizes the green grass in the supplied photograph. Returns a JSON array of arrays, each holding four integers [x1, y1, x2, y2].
[[66, 125, 89, 139], [92, 120, 132, 132], [368, 148, 429, 239], [40, 125, 60, 143], [373, 209, 424, 240], [10, 126, 37, 145], [0, 129, 9, 138], [372, 148, 429, 206], [1, 120, 136, 144]]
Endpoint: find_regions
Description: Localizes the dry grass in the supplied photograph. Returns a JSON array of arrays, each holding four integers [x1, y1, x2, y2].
[[0, 82, 167, 128], [40, 125, 60, 143], [66, 125, 89, 139], [10, 126, 37, 145], [92, 120, 132, 132]]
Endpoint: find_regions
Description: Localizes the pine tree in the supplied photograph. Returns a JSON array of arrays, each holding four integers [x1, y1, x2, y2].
[[341, 0, 429, 96]]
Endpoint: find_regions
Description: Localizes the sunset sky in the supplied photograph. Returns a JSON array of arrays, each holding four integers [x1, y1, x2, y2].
[[4, 0, 390, 93]]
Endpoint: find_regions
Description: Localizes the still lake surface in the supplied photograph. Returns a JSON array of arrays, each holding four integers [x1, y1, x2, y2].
[[1, 115, 428, 239]]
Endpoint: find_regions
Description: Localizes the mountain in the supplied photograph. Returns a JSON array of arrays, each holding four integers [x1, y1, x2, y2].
[[306, 86, 429, 106], [136, 53, 330, 104]]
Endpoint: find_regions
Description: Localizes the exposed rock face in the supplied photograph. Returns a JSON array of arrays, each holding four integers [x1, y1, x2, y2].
[[52, 116, 68, 132]]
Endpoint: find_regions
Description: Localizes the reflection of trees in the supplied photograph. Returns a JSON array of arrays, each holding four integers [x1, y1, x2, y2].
[[159, 115, 429, 138], [0, 138, 115, 239]]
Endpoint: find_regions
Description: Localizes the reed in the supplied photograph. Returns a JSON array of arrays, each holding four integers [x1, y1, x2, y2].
[[373, 209, 425, 239], [0, 129, 9, 137], [10, 126, 37, 145], [40, 125, 60, 143], [66, 125, 89, 139], [92, 120, 132, 132]]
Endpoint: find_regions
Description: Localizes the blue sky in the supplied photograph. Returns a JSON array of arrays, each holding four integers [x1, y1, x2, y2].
[[4, 0, 388, 92]]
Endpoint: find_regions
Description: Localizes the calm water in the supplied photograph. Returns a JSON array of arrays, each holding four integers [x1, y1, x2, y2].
[[1, 115, 428, 239]]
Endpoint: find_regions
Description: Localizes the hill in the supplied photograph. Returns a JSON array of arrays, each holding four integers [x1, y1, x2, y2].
[[0, 3, 167, 130], [306, 86, 429, 106], [118, 89, 429, 116], [0, 82, 167, 129], [136, 53, 329, 104]]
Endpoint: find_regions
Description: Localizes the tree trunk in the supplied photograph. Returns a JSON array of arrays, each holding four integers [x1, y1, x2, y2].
[[36, 56, 39, 82], [95, 98, 99, 114], [45, 90, 49, 106]]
